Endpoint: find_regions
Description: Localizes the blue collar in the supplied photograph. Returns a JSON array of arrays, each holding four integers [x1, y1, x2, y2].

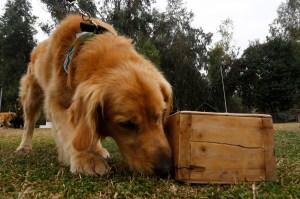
[[63, 32, 94, 73]]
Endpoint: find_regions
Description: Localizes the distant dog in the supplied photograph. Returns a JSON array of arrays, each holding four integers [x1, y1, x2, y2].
[[12, 97, 24, 128], [16, 15, 173, 176], [0, 112, 17, 128]]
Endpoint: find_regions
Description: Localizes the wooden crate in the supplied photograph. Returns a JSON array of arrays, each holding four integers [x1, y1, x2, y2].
[[165, 111, 277, 184]]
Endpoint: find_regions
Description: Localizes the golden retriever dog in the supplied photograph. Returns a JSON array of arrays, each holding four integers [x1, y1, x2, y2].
[[0, 112, 17, 128], [16, 15, 173, 176]]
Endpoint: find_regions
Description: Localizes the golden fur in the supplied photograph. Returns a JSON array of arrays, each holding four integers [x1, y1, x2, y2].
[[0, 112, 17, 128], [16, 15, 173, 176]]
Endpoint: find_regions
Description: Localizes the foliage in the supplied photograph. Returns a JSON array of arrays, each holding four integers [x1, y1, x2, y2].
[[205, 18, 243, 112], [100, 0, 154, 39], [269, 0, 300, 41], [100, 0, 161, 66], [206, 44, 227, 112], [1, 126, 300, 198], [236, 38, 300, 113], [151, 0, 212, 110], [41, 0, 98, 23], [268, 0, 300, 110], [39, 0, 98, 34], [0, 0, 36, 111], [216, 18, 240, 57]]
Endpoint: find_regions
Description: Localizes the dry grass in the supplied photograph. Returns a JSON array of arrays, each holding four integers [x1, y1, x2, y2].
[[273, 122, 300, 132]]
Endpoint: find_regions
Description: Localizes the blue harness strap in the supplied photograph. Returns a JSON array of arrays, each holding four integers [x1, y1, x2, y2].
[[63, 32, 94, 73]]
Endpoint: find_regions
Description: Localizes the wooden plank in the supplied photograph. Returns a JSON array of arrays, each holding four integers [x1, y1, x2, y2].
[[189, 142, 265, 183], [178, 114, 192, 167], [188, 168, 266, 184], [165, 113, 180, 166], [190, 114, 264, 148], [165, 113, 191, 180], [261, 118, 277, 181], [176, 114, 192, 180], [190, 142, 265, 170], [180, 111, 271, 118]]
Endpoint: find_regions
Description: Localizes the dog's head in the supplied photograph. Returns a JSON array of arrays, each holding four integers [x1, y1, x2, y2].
[[102, 63, 173, 176], [68, 55, 173, 176], [9, 112, 17, 119]]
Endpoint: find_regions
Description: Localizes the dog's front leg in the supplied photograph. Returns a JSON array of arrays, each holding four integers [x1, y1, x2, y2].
[[69, 150, 109, 176], [51, 109, 109, 175], [94, 140, 110, 159], [62, 82, 110, 176], [68, 132, 109, 175]]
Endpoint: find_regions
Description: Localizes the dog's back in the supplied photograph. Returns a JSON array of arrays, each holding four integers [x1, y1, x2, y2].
[[23, 15, 119, 111], [28, 15, 117, 90]]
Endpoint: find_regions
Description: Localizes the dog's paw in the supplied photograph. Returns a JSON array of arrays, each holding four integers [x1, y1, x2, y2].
[[70, 152, 109, 176], [95, 146, 110, 159], [16, 145, 32, 153]]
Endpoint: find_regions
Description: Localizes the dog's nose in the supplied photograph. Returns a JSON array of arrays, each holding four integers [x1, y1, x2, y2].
[[154, 155, 173, 178]]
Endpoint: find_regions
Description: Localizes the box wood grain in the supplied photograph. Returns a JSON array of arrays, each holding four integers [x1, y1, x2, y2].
[[165, 111, 277, 184]]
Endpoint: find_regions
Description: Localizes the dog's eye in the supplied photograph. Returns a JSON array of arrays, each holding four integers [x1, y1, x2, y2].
[[118, 121, 137, 131]]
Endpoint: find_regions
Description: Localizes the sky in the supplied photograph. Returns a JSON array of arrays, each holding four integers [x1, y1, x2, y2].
[[0, 0, 284, 52], [154, 0, 284, 51]]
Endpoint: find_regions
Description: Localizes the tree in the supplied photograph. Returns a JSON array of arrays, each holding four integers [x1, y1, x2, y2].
[[42, 0, 98, 23], [237, 38, 300, 113], [151, 0, 212, 110], [206, 18, 241, 112], [216, 18, 239, 57], [269, 0, 300, 111], [206, 44, 227, 112], [101, 0, 154, 38], [39, 0, 98, 34], [269, 0, 300, 41], [0, 0, 36, 111], [100, 0, 160, 65]]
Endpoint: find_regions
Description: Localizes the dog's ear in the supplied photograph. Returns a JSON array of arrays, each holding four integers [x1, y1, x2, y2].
[[160, 82, 173, 115], [68, 82, 106, 151]]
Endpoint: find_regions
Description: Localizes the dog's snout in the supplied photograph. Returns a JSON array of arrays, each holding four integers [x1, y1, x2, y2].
[[154, 153, 173, 178]]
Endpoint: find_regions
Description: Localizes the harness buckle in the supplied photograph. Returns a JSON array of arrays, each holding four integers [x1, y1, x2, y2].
[[67, 0, 91, 21], [67, 0, 108, 34]]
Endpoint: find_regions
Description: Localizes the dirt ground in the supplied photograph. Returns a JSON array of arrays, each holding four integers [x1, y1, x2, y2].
[[273, 122, 300, 132]]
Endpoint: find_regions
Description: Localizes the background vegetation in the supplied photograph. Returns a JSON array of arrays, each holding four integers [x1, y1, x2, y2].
[[0, 0, 299, 117], [0, 124, 299, 198]]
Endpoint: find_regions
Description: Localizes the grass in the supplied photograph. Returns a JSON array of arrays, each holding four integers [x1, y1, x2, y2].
[[0, 124, 300, 199]]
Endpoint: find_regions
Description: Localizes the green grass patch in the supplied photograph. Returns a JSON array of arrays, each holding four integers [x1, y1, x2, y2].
[[0, 127, 300, 198]]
